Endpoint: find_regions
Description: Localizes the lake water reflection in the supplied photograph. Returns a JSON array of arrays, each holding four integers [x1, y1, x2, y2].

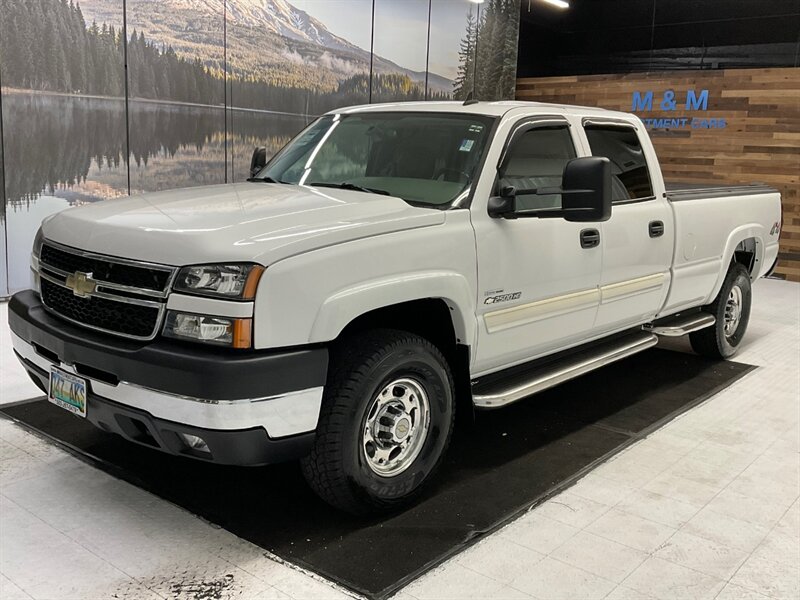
[[1, 91, 311, 294]]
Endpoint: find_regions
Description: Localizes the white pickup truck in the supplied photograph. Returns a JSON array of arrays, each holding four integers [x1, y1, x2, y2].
[[9, 101, 782, 513]]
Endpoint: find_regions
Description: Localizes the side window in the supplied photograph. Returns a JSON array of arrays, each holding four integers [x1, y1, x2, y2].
[[585, 126, 654, 202], [499, 125, 576, 211]]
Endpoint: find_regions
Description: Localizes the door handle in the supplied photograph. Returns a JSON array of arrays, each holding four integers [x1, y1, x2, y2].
[[649, 220, 665, 238], [580, 228, 600, 249]]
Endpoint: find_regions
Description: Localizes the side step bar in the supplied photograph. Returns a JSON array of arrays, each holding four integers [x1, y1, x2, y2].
[[472, 332, 658, 409], [644, 312, 716, 337]]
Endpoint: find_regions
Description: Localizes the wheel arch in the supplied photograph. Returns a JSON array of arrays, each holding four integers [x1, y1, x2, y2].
[[324, 296, 475, 417], [309, 272, 476, 346], [706, 226, 765, 303]]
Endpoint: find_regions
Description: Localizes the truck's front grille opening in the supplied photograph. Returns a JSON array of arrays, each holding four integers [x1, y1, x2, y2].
[[37, 241, 175, 340], [41, 279, 161, 339], [115, 415, 159, 447], [73, 363, 119, 386], [32, 343, 59, 364]]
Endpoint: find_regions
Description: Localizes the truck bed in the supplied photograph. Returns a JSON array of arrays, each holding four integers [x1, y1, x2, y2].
[[660, 183, 782, 316], [665, 182, 777, 202]]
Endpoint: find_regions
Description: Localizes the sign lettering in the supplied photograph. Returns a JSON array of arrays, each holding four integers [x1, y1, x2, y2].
[[630, 89, 724, 130]]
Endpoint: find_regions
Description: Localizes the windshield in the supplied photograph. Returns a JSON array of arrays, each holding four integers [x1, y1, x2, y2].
[[257, 112, 495, 207]]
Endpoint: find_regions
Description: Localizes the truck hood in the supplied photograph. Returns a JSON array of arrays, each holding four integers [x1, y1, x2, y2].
[[41, 183, 446, 266]]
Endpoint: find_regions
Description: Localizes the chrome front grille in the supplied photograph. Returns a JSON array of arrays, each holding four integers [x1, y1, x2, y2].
[[37, 241, 176, 340], [40, 244, 172, 293]]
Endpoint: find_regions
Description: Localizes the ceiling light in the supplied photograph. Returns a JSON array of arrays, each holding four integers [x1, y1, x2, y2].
[[541, 0, 570, 8]]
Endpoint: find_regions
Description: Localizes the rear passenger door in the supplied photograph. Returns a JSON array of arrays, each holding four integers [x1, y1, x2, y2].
[[579, 121, 674, 332]]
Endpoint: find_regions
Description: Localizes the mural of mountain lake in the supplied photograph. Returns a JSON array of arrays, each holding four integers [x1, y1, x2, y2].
[[1, 91, 312, 294]]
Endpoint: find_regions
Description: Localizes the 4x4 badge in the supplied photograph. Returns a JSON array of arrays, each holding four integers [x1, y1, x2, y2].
[[65, 272, 97, 298]]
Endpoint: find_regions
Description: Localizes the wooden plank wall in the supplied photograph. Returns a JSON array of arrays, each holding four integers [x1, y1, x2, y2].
[[516, 68, 800, 281]]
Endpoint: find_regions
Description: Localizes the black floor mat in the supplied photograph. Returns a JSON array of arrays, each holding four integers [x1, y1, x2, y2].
[[1, 349, 753, 599]]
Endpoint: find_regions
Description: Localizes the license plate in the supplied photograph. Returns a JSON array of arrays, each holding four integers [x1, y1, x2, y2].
[[48, 367, 87, 418]]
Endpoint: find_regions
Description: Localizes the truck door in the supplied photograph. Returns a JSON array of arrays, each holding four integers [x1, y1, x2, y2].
[[579, 121, 674, 332], [471, 117, 603, 376]]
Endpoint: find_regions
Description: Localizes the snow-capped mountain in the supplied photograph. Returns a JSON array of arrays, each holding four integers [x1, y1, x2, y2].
[[225, 0, 360, 54], [77, 0, 453, 93]]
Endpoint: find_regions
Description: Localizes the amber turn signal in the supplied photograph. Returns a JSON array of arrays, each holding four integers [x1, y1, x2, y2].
[[232, 318, 253, 349], [242, 265, 265, 300]]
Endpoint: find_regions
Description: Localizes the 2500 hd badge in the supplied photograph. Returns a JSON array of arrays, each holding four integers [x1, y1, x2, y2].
[[484, 292, 522, 304]]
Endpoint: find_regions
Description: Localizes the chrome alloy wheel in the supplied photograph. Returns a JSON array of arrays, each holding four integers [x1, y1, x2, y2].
[[362, 377, 431, 477], [724, 284, 743, 337]]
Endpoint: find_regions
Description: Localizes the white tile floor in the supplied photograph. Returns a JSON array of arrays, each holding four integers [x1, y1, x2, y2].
[[1, 278, 798, 600]]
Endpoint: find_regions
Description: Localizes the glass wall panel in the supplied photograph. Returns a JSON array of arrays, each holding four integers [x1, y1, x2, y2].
[[125, 0, 226, 193], [0, 0, 127, 294], [292, 0, 373, 109], [371, 0, 430, 102], [473, 0, 521, 101], [225, 0, 371, 182], [428, 0, 479, 100]]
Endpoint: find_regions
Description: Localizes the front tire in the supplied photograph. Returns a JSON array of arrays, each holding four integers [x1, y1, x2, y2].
[[690, 263, 752, 358], [301, 329, 455, 515]]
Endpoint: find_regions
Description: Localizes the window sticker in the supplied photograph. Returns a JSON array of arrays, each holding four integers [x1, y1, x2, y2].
[[468, 124, 484, 133], [459, 139, 475, 152]]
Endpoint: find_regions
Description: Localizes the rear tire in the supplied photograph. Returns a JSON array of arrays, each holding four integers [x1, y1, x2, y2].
[[690, 263, 752, 359], [301, 329, 455, 515]]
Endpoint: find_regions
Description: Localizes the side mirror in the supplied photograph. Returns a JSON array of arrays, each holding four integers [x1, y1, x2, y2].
[[561, 157, 612, 223], [249, 147, 267, 178], [488, 156, 612, 221]]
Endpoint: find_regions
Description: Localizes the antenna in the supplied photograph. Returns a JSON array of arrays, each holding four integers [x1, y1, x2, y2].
[[463, 92, 479, 106]]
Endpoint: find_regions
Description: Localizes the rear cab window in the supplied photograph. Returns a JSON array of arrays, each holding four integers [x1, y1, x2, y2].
[[584, 124, 654, 203]]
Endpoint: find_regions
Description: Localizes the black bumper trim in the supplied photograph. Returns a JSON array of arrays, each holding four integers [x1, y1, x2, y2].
[[9, 290, 328, 401], [22, 359, 314, 466]]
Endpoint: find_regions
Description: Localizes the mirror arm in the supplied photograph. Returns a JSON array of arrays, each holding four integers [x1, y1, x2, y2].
[[515, 187, 595, 197], [512, 207, 598, 219], [510, 187, 537, 196]]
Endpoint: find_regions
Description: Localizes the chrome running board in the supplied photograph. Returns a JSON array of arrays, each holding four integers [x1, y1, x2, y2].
[[472, 332, 658, 409], [644, 313, 715, 337]]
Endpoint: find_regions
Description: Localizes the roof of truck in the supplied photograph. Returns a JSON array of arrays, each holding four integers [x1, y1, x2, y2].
[[331, 100, 637, 121]]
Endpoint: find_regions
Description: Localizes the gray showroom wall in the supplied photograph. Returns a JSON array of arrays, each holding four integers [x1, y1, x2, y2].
[[0, 0, 521, 296]]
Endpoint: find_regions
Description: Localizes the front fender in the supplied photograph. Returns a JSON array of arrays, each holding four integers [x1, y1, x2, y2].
[[252, 211, 478, 350], [310, 271, 476, 346]]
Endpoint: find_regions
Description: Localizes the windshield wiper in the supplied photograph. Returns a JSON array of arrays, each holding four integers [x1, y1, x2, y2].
[[247, 176, 286, 183], [309, 182, 391, 196]]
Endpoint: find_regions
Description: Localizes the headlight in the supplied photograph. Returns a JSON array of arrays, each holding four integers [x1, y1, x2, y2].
[[31, 227, 44, 293], [33, 227, 44, 258], [162, 311, 252, 348], [173, 263, 264, 300]]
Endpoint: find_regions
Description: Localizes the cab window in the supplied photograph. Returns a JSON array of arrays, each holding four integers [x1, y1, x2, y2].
[[498, 125, 576, 211], [584, 125, 654, 202]]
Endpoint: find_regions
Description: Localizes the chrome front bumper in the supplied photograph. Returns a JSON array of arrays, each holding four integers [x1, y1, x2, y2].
[[12, 331, 323, 437]]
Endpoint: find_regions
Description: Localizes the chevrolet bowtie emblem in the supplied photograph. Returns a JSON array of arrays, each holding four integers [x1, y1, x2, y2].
[[65, 272, 97, 298]]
